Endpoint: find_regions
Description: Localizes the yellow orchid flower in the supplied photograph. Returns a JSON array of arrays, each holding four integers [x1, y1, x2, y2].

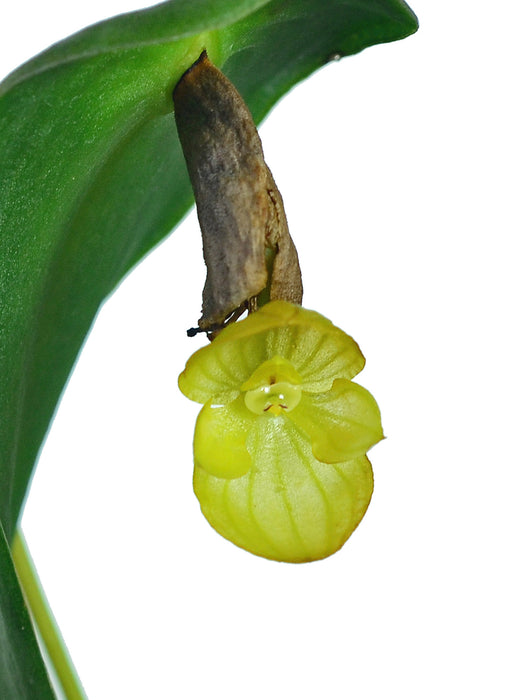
[[179, 301, 383, 563]]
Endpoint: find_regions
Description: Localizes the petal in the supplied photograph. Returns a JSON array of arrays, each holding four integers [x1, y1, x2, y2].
[[215, 301, 366, 391], [288, 379, 384, 464], [260, 307, 366, 392], [193, 416, 374, 563], [179, 301, 366, 403], [194, 396, 253, 478], [178, 336, 263, 404]]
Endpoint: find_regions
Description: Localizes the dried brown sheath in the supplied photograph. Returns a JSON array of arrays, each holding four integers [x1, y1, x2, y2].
[[173, 51, 302, 332]]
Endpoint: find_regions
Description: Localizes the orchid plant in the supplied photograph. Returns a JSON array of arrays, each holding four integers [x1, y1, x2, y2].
[[0, 1, 417, 697]]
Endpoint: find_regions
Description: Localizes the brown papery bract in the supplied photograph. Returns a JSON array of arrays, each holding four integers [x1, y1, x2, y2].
[[173, 51, 302, 335]]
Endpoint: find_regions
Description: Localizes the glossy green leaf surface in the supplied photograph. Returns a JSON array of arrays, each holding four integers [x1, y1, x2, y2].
[[0, 524, 55, 700], [0, 0, 417, 545]]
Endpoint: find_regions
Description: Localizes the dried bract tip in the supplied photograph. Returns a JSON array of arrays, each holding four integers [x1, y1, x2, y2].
[[173, 51, 302, 334]]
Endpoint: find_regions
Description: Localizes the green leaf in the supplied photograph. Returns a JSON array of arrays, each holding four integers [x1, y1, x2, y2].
[[0, 524, 56, 700], [0, 0, 418, 543]]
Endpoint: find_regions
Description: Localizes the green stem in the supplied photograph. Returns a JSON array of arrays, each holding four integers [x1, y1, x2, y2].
[[12, 529, 87, 700]]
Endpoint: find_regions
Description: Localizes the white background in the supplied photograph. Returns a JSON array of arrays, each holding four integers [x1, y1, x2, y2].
[[1, 1, 524, 698]]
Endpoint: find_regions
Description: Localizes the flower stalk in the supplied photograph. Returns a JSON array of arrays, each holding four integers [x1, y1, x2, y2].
[[12, 529, 87, 700]]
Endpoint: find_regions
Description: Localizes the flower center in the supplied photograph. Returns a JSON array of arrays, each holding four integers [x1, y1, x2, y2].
[[244, 380, 302, 416], [241, 356, 302, 416]]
